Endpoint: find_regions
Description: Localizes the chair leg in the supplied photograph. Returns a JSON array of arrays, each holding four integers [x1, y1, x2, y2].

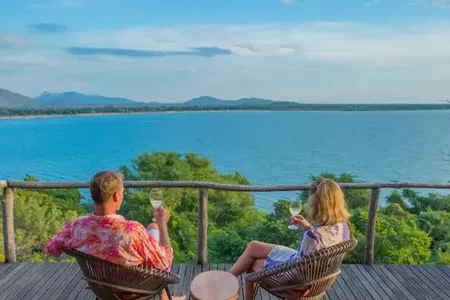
[[251, 284, 261, 300], [162, 286, 172, 300]]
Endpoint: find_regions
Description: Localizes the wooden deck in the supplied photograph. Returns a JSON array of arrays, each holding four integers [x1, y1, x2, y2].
[[0, 263, 449, 299]]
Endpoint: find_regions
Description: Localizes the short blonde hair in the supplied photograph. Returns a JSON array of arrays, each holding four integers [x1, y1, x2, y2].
[[90, 171, 124, 204], [308, 179, 350, 225]]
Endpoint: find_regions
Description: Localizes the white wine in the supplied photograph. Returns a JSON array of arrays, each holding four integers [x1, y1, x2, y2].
[[151, 199, 162, 208], [289, 207, 301, 216]]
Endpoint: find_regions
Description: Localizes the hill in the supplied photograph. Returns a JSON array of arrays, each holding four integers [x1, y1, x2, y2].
[[0, 89, 37, 108], [35, 91, 150, 107], [184, 96, 274, 107]]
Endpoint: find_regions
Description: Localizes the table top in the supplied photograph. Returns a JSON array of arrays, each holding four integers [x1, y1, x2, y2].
[[189, 270, 239, 300]]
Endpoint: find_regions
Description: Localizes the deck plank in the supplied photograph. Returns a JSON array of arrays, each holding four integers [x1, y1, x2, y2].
[[406, 265, 450, 300], [167, 264, 180, 296], [345, 264, 377, 300], [354, 264, 391, 300], [398, 265, 443, 300], [360, 265, 399, 300], [30, 263, 72, 300], [0, 262, 41, 299], [173, 264, 187, 297], [338, 265, 365, 300], [384, 265, 426, 300], [1, 263, 449, 300], [0, 262, 46, 300]]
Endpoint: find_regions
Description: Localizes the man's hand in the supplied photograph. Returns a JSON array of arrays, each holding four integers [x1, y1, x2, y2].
[[290, 214, 312, 230], [154, 206, 170, 226]]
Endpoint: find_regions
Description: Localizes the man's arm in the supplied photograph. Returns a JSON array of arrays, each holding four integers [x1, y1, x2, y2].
[[138, 226, 173, 271], [137, 206, 173, 270], [158, 223, 171, 249], [45, 222, 72, 256]]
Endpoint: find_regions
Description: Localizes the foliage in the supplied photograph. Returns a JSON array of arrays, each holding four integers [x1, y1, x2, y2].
[[300, 173, 371, 210], [13, 189, 78, 261], [23, 174, 87, 214], [435, 248, 450, 265], [348, 207, 432, 264], [3, 103, 450, 118], [1, 151, 448, 266], [119, 152, 261, 262]]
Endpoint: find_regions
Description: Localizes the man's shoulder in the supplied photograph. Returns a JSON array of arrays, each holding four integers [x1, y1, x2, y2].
[[123, 219, 147, 232]]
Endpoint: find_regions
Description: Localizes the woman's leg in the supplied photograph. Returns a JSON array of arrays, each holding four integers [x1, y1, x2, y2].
[[229, 241, 276, 277], [244, 258, 265, 300], [159, 289, 186, 300]]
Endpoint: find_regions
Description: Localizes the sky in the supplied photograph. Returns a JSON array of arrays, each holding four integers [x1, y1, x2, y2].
[[1, 0, 450, 103]]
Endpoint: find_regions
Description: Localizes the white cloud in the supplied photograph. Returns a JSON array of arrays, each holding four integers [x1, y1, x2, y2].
[[365, 0, 381, 7], [414, 0, 450, 7], [430, 0, 450, 7], [2, 21, 450, 103], [27, 0, 85, 9], [71, 22, 450, 66], [280, 0, 297, 3]]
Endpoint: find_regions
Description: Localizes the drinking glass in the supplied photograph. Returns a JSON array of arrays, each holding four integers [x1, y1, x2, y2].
[[288, 199, 302, 230], [150, 189, 163, 222]]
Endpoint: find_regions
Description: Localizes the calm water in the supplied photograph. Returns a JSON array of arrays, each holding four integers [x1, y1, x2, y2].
[[1, 111, 449, 210]]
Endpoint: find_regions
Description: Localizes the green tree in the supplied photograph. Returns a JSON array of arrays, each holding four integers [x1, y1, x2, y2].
[[13, 190, 78, 261], [120, 152, 263, 263], [300, 173, 371, 210], [349, 207, 432, 264]]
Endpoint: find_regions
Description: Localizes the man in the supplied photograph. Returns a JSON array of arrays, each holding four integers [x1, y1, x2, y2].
[[46, 171, 184, 299]]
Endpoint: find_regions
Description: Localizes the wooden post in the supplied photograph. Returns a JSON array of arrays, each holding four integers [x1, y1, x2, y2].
[[2, 187, 16, 263], [364, 188, 380, 265], [198, 188, 208, 265]]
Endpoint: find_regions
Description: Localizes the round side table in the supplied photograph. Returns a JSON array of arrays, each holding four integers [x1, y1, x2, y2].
[[190, 270, 239, 300]]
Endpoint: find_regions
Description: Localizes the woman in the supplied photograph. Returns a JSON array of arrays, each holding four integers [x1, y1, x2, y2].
[[229, 179, 350, 300]]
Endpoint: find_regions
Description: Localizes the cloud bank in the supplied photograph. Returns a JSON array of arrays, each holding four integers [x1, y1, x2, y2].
[[28, 23, 69, 34], [1, 21, 450, 103]]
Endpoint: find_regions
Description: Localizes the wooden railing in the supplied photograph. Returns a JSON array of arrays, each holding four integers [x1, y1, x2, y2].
[[2, 179, 450, 265]]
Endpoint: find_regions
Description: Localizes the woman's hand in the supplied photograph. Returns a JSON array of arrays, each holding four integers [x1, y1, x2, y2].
[[290, 214, 312, 230]]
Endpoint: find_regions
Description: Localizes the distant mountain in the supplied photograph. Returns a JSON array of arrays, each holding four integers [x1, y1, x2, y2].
[[1, 87, 289, 109], [0, 88, 37, 108], [184, 96, 274, 107], [35, 91, 151, 107]]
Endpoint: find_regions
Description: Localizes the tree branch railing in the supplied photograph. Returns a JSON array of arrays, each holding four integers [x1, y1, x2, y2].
[[2, 179, 450, 265]]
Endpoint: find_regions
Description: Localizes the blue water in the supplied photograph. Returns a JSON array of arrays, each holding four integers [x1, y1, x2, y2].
[[1, 111, 449, 210]]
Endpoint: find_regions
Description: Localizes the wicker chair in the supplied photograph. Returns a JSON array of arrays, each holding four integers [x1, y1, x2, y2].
[[64, 248, 180, 300], [245, 239, 358, 300]]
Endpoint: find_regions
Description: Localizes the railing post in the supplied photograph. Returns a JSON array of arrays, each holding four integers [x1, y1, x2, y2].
[[198, 188, 208, 265], [364, 188, 380, 265], [2, 186, 16, 263]]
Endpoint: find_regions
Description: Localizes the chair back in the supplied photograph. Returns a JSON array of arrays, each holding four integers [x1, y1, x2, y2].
[[246, 239, 357, 300], [64, 248, 180, 300]]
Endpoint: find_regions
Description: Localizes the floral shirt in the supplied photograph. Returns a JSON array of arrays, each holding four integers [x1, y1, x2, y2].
[[45, 214, 173, 271]]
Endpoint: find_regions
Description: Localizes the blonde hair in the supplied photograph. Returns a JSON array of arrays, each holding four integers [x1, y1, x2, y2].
[[308, 179, 350, 225], [90, 171, 124, 204]]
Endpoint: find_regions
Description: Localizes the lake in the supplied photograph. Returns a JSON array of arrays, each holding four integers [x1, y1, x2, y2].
[[1, 110, 449, 210]]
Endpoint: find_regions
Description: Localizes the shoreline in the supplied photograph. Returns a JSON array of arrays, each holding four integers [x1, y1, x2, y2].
[[0, 110, 243, 120], [1, 107, 450, 120]]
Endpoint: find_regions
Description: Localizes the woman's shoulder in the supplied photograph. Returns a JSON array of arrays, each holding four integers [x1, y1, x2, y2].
[[313, 221, 350, 242]]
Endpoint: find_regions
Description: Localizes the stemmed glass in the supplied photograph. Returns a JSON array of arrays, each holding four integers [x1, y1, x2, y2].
[[150, 189, 163, 222], [288, 199, 302, 230]]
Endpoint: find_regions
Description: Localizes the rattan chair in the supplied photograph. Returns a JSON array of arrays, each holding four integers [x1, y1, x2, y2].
[[245, 239, 357, 300], [64, 248, 180, 300]]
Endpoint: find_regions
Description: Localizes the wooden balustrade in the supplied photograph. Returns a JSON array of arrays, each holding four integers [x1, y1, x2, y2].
[[2, 179, 450, 264]]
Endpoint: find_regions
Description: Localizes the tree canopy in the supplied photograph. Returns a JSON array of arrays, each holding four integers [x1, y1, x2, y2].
[[1, 151, 448, 265]]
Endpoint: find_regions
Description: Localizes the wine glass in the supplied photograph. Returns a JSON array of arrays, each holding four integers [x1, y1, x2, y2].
[[288, 199, 302, 230], [150, 189, 163, 222]]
